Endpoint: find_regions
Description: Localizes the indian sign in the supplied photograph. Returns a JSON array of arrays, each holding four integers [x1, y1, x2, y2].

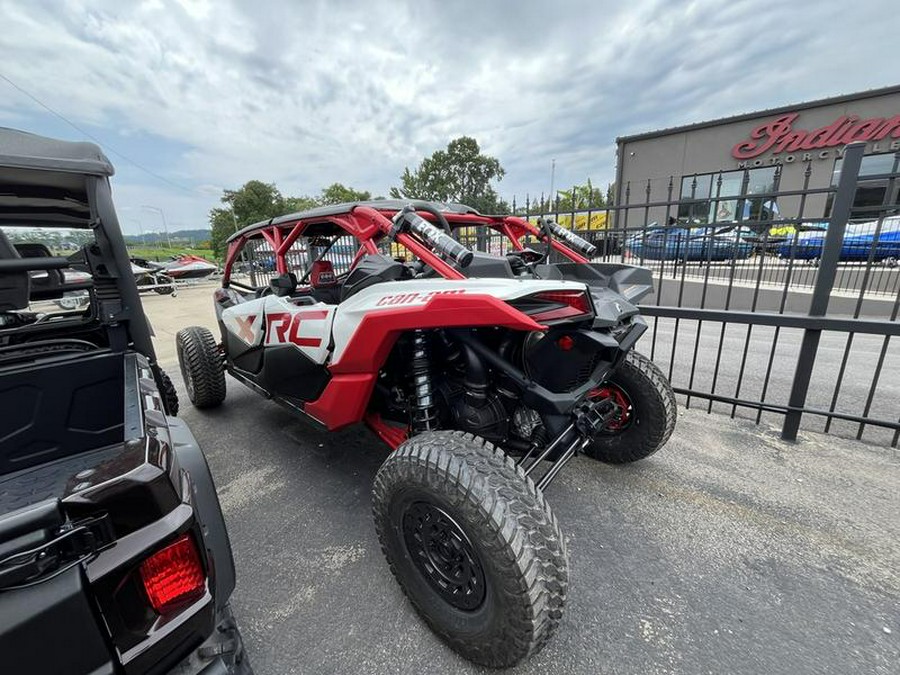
[[732, 112, 900, 166]]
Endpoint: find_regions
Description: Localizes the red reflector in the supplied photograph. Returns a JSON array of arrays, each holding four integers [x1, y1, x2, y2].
[[531, 290, 592, 322], [140, 534, 205, 614], [557, 335, 575, 351]]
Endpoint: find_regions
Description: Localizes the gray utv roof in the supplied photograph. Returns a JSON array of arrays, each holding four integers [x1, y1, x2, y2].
[[227, 199, 482, 242], [0, 127, 114, 176]]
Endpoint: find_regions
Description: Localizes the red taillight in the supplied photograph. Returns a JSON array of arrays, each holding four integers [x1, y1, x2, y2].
[[530, 290, 592, 322], [139, 534, 206, 614]]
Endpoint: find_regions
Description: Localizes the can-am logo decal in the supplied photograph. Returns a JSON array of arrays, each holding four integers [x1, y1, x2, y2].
[[264, 310, 329, 347], [375, 289, 466, 306], [731, 112, 900, 161]]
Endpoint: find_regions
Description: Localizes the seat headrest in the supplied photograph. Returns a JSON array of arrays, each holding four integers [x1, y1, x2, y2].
[[0, 231, 31, 312], [309, 260, 337, 288], [269, 272, 298, 297]]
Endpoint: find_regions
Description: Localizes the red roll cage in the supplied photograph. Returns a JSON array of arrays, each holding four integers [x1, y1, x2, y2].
[[222, 204, 588, 286]]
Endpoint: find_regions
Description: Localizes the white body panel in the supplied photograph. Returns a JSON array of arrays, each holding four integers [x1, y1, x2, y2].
[[220, 277, 588, 367], [221, 295, 336, 364], [330, 278, 588, 363]]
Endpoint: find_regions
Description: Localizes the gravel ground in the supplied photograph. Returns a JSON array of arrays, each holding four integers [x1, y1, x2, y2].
[[148, 286, 899, 674]]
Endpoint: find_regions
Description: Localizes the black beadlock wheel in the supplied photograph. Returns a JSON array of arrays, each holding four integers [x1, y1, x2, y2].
[[176, 326, 226, 409], [373, 431, 568, 668], [583, 350, 677, 464]]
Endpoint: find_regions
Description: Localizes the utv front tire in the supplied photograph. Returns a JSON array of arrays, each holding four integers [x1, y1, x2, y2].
[[176, 326, 226, 409], [373, 431, 568, 668], [584, 350, 676, 463]]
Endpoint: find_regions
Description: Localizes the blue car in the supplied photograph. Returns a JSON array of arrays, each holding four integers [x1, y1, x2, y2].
[[776, 217, 900, 263], [626, 226, 754, 262]]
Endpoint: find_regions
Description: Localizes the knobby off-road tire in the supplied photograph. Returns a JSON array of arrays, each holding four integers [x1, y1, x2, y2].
[[373, 431, 568, 668], [157, 367, 179, 415], [176, 326, 226, 409], [584, 350, 677, 464]]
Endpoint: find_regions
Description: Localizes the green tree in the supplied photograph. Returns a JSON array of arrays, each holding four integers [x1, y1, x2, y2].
[[390, 136, 508, 213], [283, 195, 318, 213], [208, 180, 286, 257], [208, 208, 238, 258], [556, 179, 607, 212], [318, 183, 371, 205]]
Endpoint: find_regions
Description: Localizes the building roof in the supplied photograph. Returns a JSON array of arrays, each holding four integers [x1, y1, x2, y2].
[[0, 127, 114, 176], [616, 84, 900, 144]]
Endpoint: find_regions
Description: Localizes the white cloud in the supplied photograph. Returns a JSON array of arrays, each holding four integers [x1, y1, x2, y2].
[[0, 0, 896, 232]]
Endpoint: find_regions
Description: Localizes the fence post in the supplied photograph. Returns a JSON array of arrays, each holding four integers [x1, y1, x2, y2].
[[781, 141, 865, 441]]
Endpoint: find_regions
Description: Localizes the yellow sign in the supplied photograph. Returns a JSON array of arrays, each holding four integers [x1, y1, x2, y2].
[[527, 212, 609, 231]]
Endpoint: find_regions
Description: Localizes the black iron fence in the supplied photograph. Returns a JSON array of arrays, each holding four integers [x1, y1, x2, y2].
[[503, 142, 899, 447]]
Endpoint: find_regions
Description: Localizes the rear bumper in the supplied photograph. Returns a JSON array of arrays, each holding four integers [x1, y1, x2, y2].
[[168, 604, 252, 675]]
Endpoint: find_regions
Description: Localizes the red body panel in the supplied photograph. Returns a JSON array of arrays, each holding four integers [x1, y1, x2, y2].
[[304, 373, 374, 428], [364, 412, 409, 449], [304, 294, 545, 430], [329, 293, 544, 375]]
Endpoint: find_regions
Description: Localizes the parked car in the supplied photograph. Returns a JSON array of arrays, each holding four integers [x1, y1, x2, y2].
[[625, 223, 754, 261], [776, 216, 900, 265], [177, 201, 676, 668], [0, 128, 251, 674]]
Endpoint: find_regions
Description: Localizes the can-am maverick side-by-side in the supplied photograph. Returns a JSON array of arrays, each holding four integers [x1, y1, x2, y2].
[[178, 200, 676, 667], [0, 128, 251, 674]]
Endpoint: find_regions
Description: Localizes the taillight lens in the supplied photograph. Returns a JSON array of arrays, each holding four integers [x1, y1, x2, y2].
[[525, 290, 593, 323], [139, 534, 206, 614]]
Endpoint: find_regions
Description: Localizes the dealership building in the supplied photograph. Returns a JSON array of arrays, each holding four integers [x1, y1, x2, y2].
[[614, 84, 900, 224]]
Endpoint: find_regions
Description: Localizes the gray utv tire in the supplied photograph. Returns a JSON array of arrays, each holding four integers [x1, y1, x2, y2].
[[373, 431, 568, 668], [176, 326, 226, 409], [584, 350, 676, 464]]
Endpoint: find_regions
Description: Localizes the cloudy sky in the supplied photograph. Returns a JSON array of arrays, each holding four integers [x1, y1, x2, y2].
[[1, 0, 896, 234]]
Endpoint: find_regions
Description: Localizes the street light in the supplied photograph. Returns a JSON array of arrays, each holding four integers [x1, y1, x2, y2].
[[129, 219, 146, 245], [141, 205, 171, 248]]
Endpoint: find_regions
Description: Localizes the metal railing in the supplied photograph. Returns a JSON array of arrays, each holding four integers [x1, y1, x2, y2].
[[505, 142, 899, 447]]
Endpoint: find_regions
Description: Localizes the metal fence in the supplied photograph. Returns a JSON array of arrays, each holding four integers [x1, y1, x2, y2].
[[504, 142, 899, 447]]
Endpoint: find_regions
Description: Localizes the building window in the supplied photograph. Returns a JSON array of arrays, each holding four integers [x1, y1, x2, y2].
[[828, 151, 900, 220], [678, 166, 778, 225]]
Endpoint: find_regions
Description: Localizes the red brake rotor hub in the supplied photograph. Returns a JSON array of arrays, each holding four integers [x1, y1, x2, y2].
[[588, 384, 632, 431]]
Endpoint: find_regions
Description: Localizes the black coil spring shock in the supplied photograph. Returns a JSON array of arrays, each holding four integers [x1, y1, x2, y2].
[[409, 330, 437, 432]]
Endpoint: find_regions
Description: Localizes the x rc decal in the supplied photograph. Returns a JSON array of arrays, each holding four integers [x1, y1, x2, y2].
[[235, 314, 257, 343]]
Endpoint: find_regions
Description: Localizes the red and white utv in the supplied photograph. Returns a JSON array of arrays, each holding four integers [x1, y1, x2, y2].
[[177, 200, 676, 668]]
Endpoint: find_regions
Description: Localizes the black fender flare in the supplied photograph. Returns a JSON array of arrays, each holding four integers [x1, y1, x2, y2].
[[167, 416, 236, 612]]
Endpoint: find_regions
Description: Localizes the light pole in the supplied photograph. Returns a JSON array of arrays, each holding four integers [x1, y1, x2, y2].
[[129, 219, 145, 246], [142, 205, 171, 248], [549, 159, 556, 213]]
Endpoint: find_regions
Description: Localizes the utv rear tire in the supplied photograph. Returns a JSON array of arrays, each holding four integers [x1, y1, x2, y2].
[[157, 367, 179, 415], [584, 351, 676, 464], [373, 431, 568, 668], [176, 326, 226, 409]]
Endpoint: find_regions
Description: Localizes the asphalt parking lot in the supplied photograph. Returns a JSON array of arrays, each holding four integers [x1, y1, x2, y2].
[[147, 287, 899, 674]]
